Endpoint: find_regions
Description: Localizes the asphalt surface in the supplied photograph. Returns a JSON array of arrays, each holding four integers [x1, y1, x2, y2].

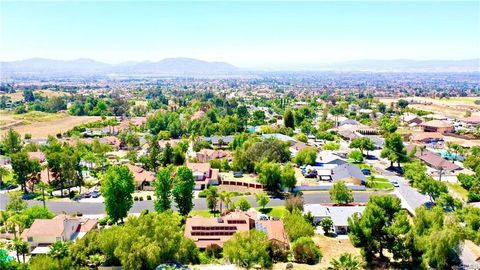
[[0, 192, 377, 215]]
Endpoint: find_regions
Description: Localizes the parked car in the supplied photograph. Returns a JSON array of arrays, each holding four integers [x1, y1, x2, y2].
[[361, 169, 371, 175], [91, 191, 101, 198], [391, 181, 400, 187]]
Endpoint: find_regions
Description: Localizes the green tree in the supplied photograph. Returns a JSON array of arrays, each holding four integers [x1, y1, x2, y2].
[[322, 142, 340, 151], [254, 192, 270, 210], [146, 135, 161, 172], [21, 205, 54, 228], [6, 193, 27, 214], [114, 212, 197, 269], [348, 195, 411, 262], [284, 109, 295, 129], [220, 191, 233, 211], [294, 133, 308, 143], [381, 133, 408, 168], [417, 176, 448, 203], [256, 161, 282, 192], [348, 150, 363, 163], [223, 230, 272, 268], [205, 186, 219, 214], [293, 147, 317, 165], [48, 241, 70, 269], [281, 163, 296, 192], [9, 237, 29, 263], [320, 217, 333, 235], [283, 209, 314, 242], [236, 197, 251, 211], [349, 137, 375, 155], [154, 167, 173, 212], [1, 129, 22, 155], [330, 181, 354, 204], [291, 237, 322, 264], [101, 165, 135, 223], [329, 253, 365, 270], [397, 99, 409, 110], [172, 166, 195, 216]]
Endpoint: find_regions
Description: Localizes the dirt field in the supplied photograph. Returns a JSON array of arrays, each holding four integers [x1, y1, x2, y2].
[[378, 97, 480, 118], [1, 90, 71, 102], [0, 112, 100, 139]]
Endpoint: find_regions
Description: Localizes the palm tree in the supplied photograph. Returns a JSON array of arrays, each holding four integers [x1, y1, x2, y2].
[[48, 241, 69, 268], [9, 237, 29, 263], [219, 191, 232, 212], [37, 182, 48, 209], [329, 253, 365, 270], [205, 187, 219, 215]]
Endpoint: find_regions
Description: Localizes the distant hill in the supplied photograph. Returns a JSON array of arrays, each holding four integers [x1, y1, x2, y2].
[[0, 57, 241, 77]]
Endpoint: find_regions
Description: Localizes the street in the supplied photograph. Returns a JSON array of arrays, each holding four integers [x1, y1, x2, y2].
[[0, 191, 378, 215]]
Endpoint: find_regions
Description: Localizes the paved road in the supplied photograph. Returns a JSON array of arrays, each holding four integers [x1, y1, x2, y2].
[[0, 192, 377, 215]]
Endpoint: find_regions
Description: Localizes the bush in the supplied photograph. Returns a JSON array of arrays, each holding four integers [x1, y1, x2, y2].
[[284, 209, 314, 242], [76, 211, 83, 217], [98, 216, 109, 226], [269, 241, 288, 262], [139, 196, 144, 201], [146, 195, 152, 200], [134, 196, 139, 201], [285, 195, 304, 212], [68, 190, 77, 199], [198, 190, 208, 198], [292, 237, 322, 264], [205, 244, 222, 259]]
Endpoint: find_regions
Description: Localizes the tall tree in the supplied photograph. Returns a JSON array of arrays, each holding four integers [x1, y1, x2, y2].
[[172, 166, 195, 216], [205, 186, 219, 214], [48, 241, 70, 269], [284, 109, 295, 129], [1, 128, 22, 155], [255, 192, 270, 210], [381, 133, 408, 168], [154, 167, 173, 212], [348, 195, 411, 263], [281, 163, 296, 192], [349, 137, 375, 156], [101, 165, 135, 222], [147, 135, 161, 172], [329, 181, 354, 204]]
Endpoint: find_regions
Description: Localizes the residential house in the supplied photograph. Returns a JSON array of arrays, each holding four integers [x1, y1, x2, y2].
[[126, 164, 155, 190], [99, 136, 122, 150], [203, 136, 235, 147], [406, 145, 461, 172], [22, 214, 98, 254], [421, 120, 454, 134], [331, 163, 366, 185], [410, 132, 443, 143], [27, 151, 46, 163], [303, 204, 366, 234], [187, 162, 219, 190], [461, 116, 480, 127], [196, 149, 231, 163], [185, 210, 288, 249], [317, 151, 347, 166]]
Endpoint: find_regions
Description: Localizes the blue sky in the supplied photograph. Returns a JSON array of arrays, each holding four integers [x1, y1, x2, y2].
[[1, 1, 479, 68]]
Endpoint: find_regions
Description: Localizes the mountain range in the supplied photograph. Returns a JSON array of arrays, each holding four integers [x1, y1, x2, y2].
[[1, 58, 479, 78]]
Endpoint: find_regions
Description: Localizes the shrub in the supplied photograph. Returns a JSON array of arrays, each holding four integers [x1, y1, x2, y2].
[[76, 211, 83, 217], [285, 195, 304, 212], [269, 241, 288, 262], [134, 196, 139, 201], [146, 195, 152, 200], [291, 237, 322, 264], [139, 196, 144, 201], [98, 216, 109, 226], [205, 244, 222, 259], [198, 190, 208, 198]]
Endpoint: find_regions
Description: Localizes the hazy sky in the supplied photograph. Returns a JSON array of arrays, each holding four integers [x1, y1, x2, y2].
[[1, 1, 479, 68]]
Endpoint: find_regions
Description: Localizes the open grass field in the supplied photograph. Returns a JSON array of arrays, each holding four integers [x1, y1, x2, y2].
[[378, 97, 480, 118], [0, 111, 100, 139], [1, 89, 71, 102], [368, 177, 394, 190], [446, 182, 469, 201]]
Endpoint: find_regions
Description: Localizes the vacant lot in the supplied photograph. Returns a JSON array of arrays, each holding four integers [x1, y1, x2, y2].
[[2, 89, 71, 102], [378, 97, 480, 118], [0, 111, 100, 139]]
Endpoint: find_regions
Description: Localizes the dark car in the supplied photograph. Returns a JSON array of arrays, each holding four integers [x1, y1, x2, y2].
[[361, 169, 371, 175]]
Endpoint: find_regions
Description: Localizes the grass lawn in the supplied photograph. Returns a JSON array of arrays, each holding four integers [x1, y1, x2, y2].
[[356, 163, 376, 174], [368, 177, 394, 190], [190, 209, 219, 217], [256, 206, 286, 218], [446, 182, 469, 201]]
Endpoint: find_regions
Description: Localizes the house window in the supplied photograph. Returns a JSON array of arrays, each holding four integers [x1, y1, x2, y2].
[[27, 237, 33, 242]]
